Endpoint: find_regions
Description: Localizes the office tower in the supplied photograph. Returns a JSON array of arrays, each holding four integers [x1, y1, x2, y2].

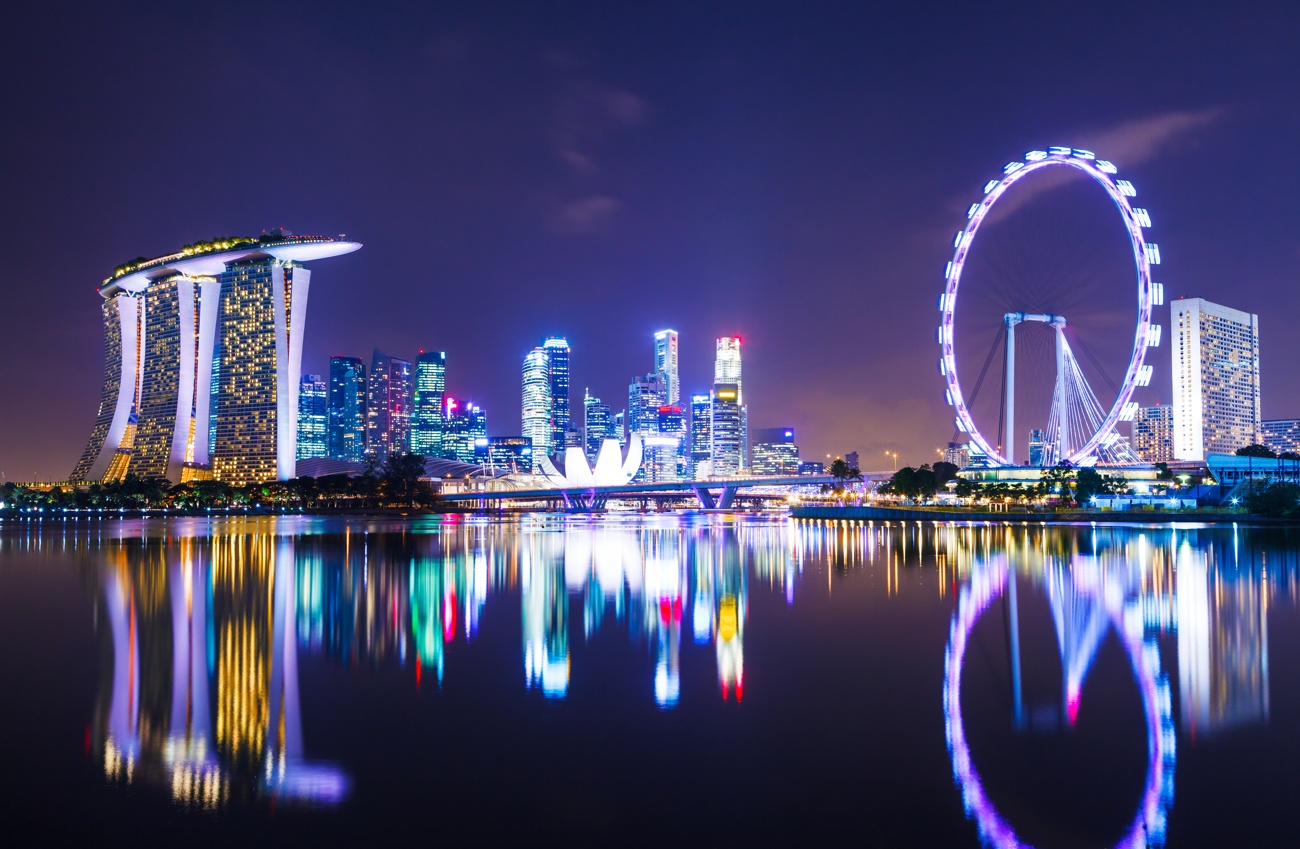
[[715, 337, 747, 470], [1262, 419, 1300, 455], [799, 459, 824, 475], [328, 356, 366, 462], [1133, 405, 1175, 463], [613, 411, 627, 447], [544, 338, 572, 451], [689, 394, 712, 479], [643, 405, 685, 483], [72, 233, 360, 484], [710, 384, 742, 476], [944, 441, 970, 468], [583, 390, 614, 464], [366, 350, 413, 462], [654, 329, 680, 405], [627, 374, 667, 482], [412, 351, 447, 458], [1172, 298, 1261, 460], [522, 347, 552, 471], [296, 374, 328, 460], [750, 427, 799, 476], [1027, 428, 1047, 467], [444, 399, 486, 464], [477, 436, 533, 473]]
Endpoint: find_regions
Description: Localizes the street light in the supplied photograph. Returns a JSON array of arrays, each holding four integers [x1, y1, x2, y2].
[[885, 450, 898, 471]]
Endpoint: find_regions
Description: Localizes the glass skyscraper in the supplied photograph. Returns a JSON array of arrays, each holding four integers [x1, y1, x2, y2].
[[296, 374, 328, 460], [444, 399, 486, 464], [544, 337, 572, 451], [328, 355, 366, 462], [366, 349, 413, 463], [583, 390, 614, 463], [654, 329, 680, 405], [710, 384, 742, 476], [412, 350, 447, 458], [73, 233, 360, 484], [689, 393, 712, 479], [522, 347, 552, 471], [714, 337, 747, 470]]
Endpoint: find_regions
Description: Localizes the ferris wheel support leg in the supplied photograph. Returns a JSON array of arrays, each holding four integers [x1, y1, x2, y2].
[[1004, 315, 1016, 464], [1055, 327, 1068, 460]]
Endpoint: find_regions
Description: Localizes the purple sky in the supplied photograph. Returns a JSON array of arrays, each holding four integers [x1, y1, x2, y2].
[[1, 1, 1297, 481]]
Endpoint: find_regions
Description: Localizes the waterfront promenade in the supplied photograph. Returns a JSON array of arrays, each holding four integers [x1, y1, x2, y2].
[[789, 504, 1290, 524]]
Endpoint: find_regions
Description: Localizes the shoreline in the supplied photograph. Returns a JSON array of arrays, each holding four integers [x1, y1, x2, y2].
[[788, 504, 1297, 525]]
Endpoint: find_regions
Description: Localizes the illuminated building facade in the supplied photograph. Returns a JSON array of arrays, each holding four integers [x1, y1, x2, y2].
[[296, 374, 328, 460], [544, 337, 573, 451], [750, 427, 798, 475], [583, 390, 614, 464], [710, 384, 742, 476], [628, 373, 667, 482], [1027, 428, 1047, 467], [522, 347, 551, 471], [443, 400, 486, 464], [654, 329, 680, 405], [328, 356, 366, 462], [72, 234, 360, 483], [944, 441, 970, 468], [1262, 419, 1300, 455], [642, 405, 685, 483], [476, 436, 532, 473], [1172, 298, 1261, 461], [1133, 405, 1175, 463], [689, 393, 711, 479], [714, 336, 747, 470], [412, 351, 446, 458], [366, 350, 412, 462]]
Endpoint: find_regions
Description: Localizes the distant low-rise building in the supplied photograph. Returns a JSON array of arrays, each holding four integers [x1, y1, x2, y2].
[[751, 428, 799, 476]]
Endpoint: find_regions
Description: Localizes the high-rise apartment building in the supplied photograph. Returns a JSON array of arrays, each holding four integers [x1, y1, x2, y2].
[[412, 351, 446, 458], [710, 384, 742, 476], [366, 350, 413, 462], [296, 374, 328, 460], [72, 233, 361, 485], [583, 390, 614, 463], [522, 347, 552, 471], [1262, 419, 1300, 455], [654, 329, 680, 405], [751, 427, 799, 476], [689, 394, 712, 479], [328, 356, 366, 462], [1172, 298, 1261, 460], [1133, 405, 1175, 463]]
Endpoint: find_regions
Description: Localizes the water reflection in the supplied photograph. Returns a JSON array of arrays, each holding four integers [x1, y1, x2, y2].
[[3, 514, 1296, 842]]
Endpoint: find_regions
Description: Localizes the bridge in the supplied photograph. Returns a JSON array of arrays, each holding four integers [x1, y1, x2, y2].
[[439, 474, 867, 512]]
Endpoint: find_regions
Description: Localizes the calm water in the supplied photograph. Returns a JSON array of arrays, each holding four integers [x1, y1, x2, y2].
[[2, 514, 1299, 847]]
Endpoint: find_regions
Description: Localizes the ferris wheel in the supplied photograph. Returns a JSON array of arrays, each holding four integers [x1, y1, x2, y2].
[[937, 147, 1164, 467]]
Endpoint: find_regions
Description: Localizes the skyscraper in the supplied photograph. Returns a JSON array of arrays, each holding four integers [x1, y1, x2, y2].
[[583, 390, 614, 463], [72, 234, 360, 484], [1027, 428, 1047, 467], [710, 384, 742, 476], [654, 329, 680, 405], [522, 347, 552, 471], [544, 337, 573, 451], [689, 393, 711, 479], [715, 337, 747, 470], [628, 374, 667, 483], [750, 427, 799, 475], [444, 398, 486, 464], [412, 351, 446, 458], [1172, 298, 1261, 460], [328, 356, 366, 462], [644, 405, 685, 483], [366, 350, 413, 462], [296, 374, 328, 460], [1262, 419, 1300, 455], [1134, 405, 1175, 463]]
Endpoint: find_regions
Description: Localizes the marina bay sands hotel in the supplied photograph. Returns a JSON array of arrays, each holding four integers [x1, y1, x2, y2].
[[72, 233, 361, 485]]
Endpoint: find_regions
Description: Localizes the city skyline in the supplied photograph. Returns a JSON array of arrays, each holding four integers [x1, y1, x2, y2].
[[3, 3, 1299, 480]]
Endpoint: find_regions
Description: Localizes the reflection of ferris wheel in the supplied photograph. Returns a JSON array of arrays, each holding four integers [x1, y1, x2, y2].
[[938, 148, 1165, 467]]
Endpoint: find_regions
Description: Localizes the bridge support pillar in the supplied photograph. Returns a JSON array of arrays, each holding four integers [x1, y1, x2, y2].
[[717, 485, 738, 510], [693, 486, 716, 509]]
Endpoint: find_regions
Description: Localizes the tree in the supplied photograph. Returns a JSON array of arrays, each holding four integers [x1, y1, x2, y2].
[[1075, 468, 1125, 504], [1039, 462, 1074, 504], [827, 458, 863, 491], [383, 453, 430, 505], [1236, 444, 1277, 459], [1245, 481, 1300, 517], [932, 461, 959, 487]]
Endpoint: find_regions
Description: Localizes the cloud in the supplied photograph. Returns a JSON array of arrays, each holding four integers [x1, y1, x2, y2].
[[1076, 107, 1224, 167], [550, 81, 647, 176], [548, 195, 621, 234]]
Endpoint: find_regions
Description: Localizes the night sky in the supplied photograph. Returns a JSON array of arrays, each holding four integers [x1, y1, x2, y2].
[[1, 1, 1296, 481]]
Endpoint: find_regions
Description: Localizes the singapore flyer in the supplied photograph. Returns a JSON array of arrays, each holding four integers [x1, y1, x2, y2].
[[937, 148, 1165, 468]]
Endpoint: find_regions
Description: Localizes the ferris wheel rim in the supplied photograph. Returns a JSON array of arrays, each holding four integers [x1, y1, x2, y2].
[[938, 148, 1159, 467]]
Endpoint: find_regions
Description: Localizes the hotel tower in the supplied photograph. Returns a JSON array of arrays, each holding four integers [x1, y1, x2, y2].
[[72, 233, 361, 484]]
